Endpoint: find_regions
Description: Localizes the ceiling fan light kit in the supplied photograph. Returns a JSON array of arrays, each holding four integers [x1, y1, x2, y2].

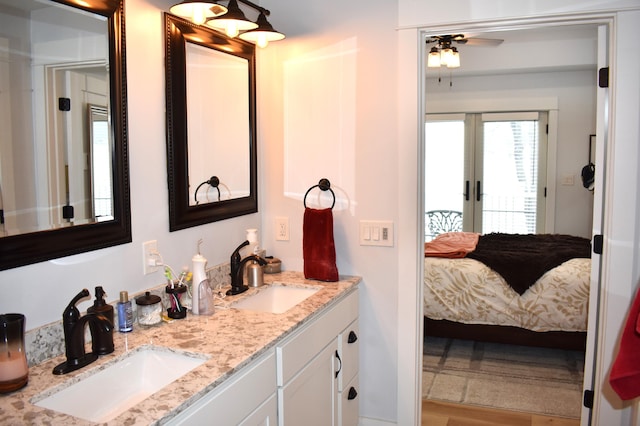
[[426, 34, 502, 85]]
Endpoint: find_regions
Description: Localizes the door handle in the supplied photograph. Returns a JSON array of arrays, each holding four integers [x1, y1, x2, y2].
[[476, 181, 481, 202], [464, 180, 470, 201], [348, 331, 358, 344], [335, 350, 342, 378]]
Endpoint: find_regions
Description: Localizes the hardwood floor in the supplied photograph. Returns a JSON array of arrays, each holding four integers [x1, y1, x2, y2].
[[422, 400, 581, 426]]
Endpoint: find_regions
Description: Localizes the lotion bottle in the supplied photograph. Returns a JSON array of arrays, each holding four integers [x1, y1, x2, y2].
[[244, 228, 259, 256], [117, 291, 133, 332]]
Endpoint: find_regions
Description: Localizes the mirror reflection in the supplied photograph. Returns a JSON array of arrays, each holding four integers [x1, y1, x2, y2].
[[0, 0, 130, 271], [0, 0, 111, 236], [186, 42, 250, 205], [165, 13, 257, 231]]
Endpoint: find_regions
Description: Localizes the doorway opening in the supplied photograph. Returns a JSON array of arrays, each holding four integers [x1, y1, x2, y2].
[[419, 20, 607, 425]]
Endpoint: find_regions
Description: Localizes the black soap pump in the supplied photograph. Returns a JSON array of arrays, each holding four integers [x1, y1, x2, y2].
[[86, 286, 114, 355]]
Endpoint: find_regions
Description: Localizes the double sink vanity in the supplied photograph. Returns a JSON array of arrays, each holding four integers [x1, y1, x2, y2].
[[3, 272, 360, 425]]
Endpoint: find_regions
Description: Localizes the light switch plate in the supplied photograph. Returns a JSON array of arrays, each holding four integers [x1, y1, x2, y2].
[[359, 220, 394, 247]]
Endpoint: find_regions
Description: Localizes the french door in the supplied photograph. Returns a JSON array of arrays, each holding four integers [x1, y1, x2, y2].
[[425, 112, 548, 236]]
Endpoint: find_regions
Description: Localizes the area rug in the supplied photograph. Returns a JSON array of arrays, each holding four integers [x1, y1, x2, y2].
[[422, 336, 585, 418]]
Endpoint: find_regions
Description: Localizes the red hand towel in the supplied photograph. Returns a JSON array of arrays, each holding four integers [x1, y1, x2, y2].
[[303, 207, 339, 282], [609, 286, 640, 400]]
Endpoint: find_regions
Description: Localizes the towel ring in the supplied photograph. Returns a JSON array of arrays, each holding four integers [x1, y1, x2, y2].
[[304, 178, 336, 209], [194, 176, 221, 205]]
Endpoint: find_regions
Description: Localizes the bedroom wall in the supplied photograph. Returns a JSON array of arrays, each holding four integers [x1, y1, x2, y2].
[[426, 69, 597, 238]]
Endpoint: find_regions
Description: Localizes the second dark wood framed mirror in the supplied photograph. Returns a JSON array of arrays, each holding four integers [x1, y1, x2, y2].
[[0, 0, 131, 270], [164, 13, 257, 232]]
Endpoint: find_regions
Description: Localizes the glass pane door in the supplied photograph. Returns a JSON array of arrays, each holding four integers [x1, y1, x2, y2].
[[478, 116, 541, 234], [424, 119, 465, 241]]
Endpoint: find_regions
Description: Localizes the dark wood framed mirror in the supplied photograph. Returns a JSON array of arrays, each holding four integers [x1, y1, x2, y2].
[[0, 0, 130, 270], [164, 13, 257, 232]]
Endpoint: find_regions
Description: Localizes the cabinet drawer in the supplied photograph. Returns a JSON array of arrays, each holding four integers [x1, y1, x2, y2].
[[167, 350, 276, 425], [340, 374, 359, 426], [339, 320, 359, 390], [277, 289, 358, 386]]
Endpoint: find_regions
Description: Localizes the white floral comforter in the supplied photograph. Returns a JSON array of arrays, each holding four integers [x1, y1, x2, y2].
[[424, 257, 590, 332]]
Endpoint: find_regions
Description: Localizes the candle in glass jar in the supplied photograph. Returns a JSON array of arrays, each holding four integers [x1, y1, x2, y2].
[[0, 352, 28, 381]]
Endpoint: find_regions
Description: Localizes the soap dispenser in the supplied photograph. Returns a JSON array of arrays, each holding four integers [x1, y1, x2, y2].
[[86, 286, 114, 355], [244, 228, 264, 287]]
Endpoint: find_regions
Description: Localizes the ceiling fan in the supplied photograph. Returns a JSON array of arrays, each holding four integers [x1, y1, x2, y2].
[[426, 34, 504, 48], [426, 34, 503, 86], [426, 34, 503, 69]]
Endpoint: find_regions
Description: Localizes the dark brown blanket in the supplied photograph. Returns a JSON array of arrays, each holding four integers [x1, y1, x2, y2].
[[466, 233, 591, 295]]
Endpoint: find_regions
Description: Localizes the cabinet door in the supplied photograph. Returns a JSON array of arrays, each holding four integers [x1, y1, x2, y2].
[[279, 342, 339, 426], [239, 393, 277, 426]]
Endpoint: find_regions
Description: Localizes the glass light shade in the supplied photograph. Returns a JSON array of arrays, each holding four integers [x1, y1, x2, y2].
[[440, 47, 453, 66], [239, 12, 285, 48], [206, 0, 257, 37], [170, 1, 227, 25], [427, 47, 441, 68], [447, 49, 460, 68]]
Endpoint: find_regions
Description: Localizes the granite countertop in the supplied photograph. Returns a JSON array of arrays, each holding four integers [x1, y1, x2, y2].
[[0, 272, 360, 425]]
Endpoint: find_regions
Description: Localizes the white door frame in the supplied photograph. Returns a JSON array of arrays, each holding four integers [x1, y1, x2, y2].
[[401, 13, 616, 426]]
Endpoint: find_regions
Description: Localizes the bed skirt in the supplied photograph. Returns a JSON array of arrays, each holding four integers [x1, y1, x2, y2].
[[424, 317, 587, 351]]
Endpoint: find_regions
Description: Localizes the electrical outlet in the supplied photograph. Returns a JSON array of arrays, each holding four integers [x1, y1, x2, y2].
[[275, 216, 290, 241], [143, 240, 160, 275]]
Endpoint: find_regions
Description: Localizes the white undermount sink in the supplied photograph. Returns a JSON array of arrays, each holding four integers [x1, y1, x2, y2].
[[232, 284, 320, 314], [33, 347, 207, 423]]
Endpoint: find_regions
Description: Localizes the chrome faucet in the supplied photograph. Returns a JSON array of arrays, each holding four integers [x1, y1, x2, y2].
[[227, 241, 267, 296], [53, 289, 113, 375]]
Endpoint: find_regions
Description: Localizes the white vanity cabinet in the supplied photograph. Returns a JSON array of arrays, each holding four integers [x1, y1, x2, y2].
[[277, 289, 359, 426], [166, 350, 277, 425], [165, 287, 359, 426]]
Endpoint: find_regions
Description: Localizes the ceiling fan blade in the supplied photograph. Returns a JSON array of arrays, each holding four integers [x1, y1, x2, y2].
[[457, 37, 504, 46]]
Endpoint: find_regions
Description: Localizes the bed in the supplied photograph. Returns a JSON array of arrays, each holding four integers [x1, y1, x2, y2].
[[423, 232, 591, 350]]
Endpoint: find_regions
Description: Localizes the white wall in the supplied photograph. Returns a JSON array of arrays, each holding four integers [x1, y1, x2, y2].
[[426, 69, 597, 238], [259, 0, 399, 422]]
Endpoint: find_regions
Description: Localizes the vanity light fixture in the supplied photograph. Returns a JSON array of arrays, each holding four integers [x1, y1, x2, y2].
[[205, 0, 257, 38], [169, 1, 228, 26], [238, 11, 285, 48], [169, 0, 285, 47]]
